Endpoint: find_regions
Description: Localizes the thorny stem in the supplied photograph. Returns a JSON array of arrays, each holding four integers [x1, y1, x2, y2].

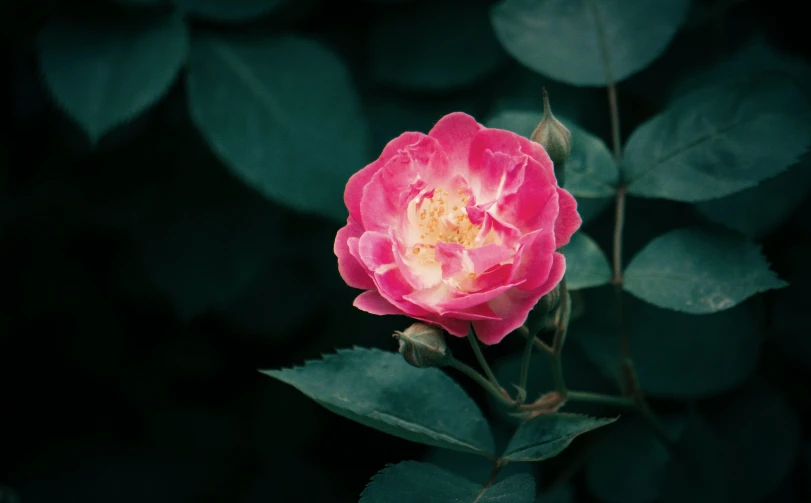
[[448, 358, 515, 409], [467, 328, 500, 388]]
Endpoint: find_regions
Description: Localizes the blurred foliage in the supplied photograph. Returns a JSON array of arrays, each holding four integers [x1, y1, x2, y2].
[[2, 0, 811, 502]]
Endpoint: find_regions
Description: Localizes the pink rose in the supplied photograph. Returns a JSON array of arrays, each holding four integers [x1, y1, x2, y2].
[[334, 112, 581, 345]]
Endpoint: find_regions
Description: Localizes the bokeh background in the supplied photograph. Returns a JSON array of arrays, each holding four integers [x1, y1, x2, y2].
[[1, 0, 810, 502]]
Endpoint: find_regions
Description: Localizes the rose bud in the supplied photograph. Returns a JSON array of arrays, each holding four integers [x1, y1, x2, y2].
[[530, 89, 572, 185], [393, 323, 451, 368]]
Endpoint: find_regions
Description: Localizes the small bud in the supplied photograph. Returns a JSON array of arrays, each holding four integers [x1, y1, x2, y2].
[[530, 88, 572, 184], [393, 323, 451, 368]]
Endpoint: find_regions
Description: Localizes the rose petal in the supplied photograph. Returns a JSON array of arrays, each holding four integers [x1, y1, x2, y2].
[[435, 242, 467, 279], [473, 253, 566, 345], [345, 132, 425, 222], [413, 315, 470, 338], [334, 218, 375, 290], [554, 188, 582, 248], [469, 128, 556, 191], [467, 244, 513, 274], [374, 266, 413, 303], [358, 231, 395, 273], [473, 150, 526, 203], [361, 169, 399, 232], [428, 112, 483, 169], [497, 162, 559, 233], [361, 137, 451, 232], [353, 290, 404, 315], [477, 212, 522, 249], [511, 230, 556, 291]]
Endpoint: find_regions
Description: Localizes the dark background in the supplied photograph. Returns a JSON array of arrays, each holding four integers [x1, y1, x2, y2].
[[1, 0, 810, 502]]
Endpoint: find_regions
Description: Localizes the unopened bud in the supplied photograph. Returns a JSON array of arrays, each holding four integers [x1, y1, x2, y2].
[[530, 88, 572, 185], [393, 323, 451, 368]]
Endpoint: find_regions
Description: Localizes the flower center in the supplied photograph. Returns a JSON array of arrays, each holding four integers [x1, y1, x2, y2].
[[410, 188, 479, 255]]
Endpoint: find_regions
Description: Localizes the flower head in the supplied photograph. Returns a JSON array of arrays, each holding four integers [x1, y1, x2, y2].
[[334, 113, 581, 344]]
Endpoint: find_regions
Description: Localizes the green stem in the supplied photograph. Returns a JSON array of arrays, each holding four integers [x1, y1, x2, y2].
[[551, 279, 571, 356], [548, 352, 567, 396], [448, 358, 515, 409], [517, 321, 541, 402], [467, 327, 500, 388], [517, 326, 554, 354]]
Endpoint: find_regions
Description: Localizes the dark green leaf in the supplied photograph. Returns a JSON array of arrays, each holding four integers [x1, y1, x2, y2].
[[572, 287, 761, 398], [360, 461, 535, 503], [563, 233, 611, 290], [564, 128, 617, 200], [370, 1, 504, 91], [485, 109, 616, 223], [175, 0, 286, 22], [706, 379, 801, 503], [187, 34, 370, 221], [491, 0, 690, 86], [585, 415, 686, 503], [263, 348, 495, 456], [624, 227, 786, 314], [503, 413, 616, 462], [660, 415, 728, 503], [38, 13, 188, 143], [694, 154, 811, 238], [423, 426, 534, 487], [624, 78, 811, 202]]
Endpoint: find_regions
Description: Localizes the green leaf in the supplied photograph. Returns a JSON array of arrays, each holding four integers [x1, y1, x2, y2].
[[175, 0, 286, 22], [187, 34, 370, 221], [485, 109, 617, 223], [503, 413, 616, 462], [624, 78, 811, 202], [705, 379, 801, 503], [370, 1, 504, 91], [262, 348, 495, 456], [360, 461, 535, 503], [623, 226, 786, 314], [585, 416, 686, 503], [38, 13, 188, 143], [660, 414, 728, 503], [572, 287, 761, 398], [693, 155, 811, 239], [491, 0, 690, 86], [562, 233, 611, 290]]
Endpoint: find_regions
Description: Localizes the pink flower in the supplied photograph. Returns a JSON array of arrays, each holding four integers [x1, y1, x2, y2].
[[334, 112, 581, 345]]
